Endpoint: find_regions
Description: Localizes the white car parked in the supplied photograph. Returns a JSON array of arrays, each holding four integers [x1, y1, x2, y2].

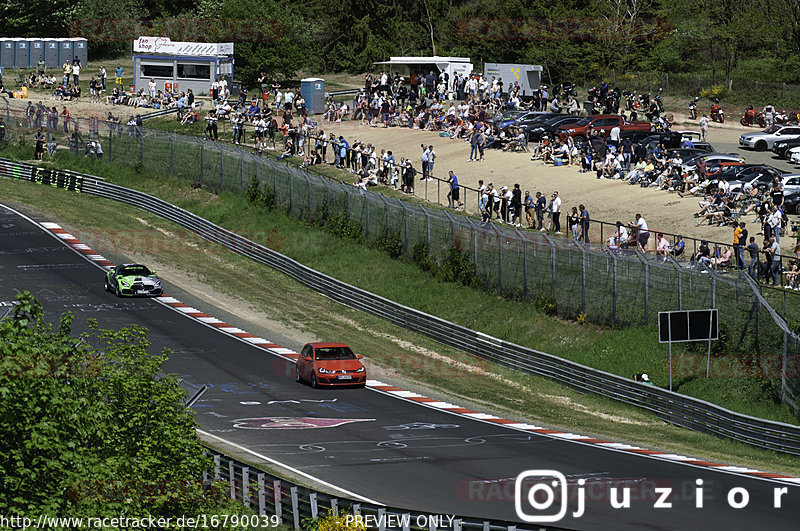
[[739, 125, 800, 152], [789, 146, 800, 165]]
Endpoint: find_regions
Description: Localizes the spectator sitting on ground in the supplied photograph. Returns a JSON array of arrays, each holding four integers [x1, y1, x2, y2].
[[633, 373, 653, 385], [278, 140, 295, 160]]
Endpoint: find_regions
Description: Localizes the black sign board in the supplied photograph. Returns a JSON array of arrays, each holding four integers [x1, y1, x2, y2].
[[658, 309, 718, 343]]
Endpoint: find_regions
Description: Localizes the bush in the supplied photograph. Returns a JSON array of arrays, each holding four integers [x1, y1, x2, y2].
[[437, 241, 474, 287], [374, 229, 404, 259], [304, 510, 366, 531], [699, 84, 727, 100], [245, 177, 276, 210], [412, 240, 431, 272], [325, 211, 363, 242]]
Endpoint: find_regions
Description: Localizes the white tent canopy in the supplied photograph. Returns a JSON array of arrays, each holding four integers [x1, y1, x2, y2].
[[373, 56, 474, 79]]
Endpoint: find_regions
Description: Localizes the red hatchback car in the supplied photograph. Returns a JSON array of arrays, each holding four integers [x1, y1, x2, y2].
[[295, 342, 367, 388]]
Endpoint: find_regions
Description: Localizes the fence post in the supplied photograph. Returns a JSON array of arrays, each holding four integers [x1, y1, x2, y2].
[[365, 194, 370, 239], [310, 492, 318, 519], [580, 243, 587, 313], [678, 268, 683, 310], [444, 210, 456, 242], [644, 260, 650, 326], [273, 481, 283, 521], [290, 487, 300, 530], [515, 228, 527, 296], [219, 144, 224, 190], [199, 139, 204, 183], [403, 203, 409, 253], [213, 455, 220, 480], [229, 461, 236, 499], [425, 207, 431, 253], [611, 252, 618, 324], [466, 218, 479, 271], [107, 127, 113, 162], [493, 225, 502, 291], [782, 332, 788, 402], [289, 168, 294, 217], [712, 275, 716, 308], [242, 467, 250, 507], [257, 474, 266, 515], [305, 172, 312, 221], [169, 133, 174, 175], [547, 235, 556, 301], [345, 187, 350, 218], [139, 132, 143, 166]]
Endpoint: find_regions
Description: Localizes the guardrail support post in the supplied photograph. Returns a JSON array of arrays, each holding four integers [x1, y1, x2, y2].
[[290, 486, 300, 530], [274, 480, 283, 521], [377, 508, 386, 531], [242, 466, 250, 507], [310, 492, 318, 519], [257, 474, 266, 515], [353, 503, 361, 516], [229, 460, 236, 500], [331, 499, 339, 518], [453, 520, 462, 531], [213, 455, 220, 480]]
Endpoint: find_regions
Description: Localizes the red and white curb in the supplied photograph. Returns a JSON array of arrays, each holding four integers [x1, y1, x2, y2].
[[40, 222, 800, 486]]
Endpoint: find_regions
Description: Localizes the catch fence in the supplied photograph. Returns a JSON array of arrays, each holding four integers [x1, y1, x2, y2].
[[3, 106, 800, 417]]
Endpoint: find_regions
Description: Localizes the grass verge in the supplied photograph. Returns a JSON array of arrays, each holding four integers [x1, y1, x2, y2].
[[2, 173, 800, 478]]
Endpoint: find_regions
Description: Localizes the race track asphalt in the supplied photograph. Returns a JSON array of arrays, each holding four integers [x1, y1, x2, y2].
[[1, 203, 798, 530]]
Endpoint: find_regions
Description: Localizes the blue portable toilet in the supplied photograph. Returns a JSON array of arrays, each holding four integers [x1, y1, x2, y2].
[[44, 39, 59, 68], [1, 40, 15, 69], [300, 77, 325, 114], [71, 38, 88, 67], [30, 39, 45, 70], [58, 39, 74, 66], [14, 38, 30, 69]]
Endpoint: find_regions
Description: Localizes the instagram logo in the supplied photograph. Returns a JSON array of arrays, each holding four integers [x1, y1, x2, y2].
[[514, 470, 572, 523]]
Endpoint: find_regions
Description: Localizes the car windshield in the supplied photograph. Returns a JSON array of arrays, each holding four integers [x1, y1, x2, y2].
[[118, 265, 153, 276], [497, 111, 525, 121], [315, 346, 357, 361], [543, 116, 572, 126], [764, 125, 781, 134], [575, 117, 593, 126]]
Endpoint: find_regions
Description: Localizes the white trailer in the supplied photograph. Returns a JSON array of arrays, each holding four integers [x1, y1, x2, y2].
[[483, 63, 543, 96], [373, 56, 474, 84]]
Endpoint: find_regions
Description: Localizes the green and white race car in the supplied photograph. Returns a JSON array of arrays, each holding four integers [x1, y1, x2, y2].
[[104, 263, 163, 297]]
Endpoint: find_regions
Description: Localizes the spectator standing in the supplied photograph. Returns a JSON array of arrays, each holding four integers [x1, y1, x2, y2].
[[511, 183, 522, 226], [447, 170, 462, 209], [633, 213, 650, 248], [62, 60, 72, 86], [766, 237, 781, 285], [99, 66, 107, 91], [733, 222, 744, 270], [568, 206, 580, 239], [579, 204, 590, 243], [746, 237, 760, 278], [524, 191, 535, 228], [34, 128, 45, 160], [699, 114, 709, 141], [72, 59, 81, 86], [114, 64, 124, 89], [551, 191, 562, 233], [427, 145, 436, 179], [420, 144, 429, 180], [535, 191, 546, 230], [37, 56, 46, 77]]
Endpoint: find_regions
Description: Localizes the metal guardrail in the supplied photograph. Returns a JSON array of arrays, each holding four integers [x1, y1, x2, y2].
[[203, 449, 537, 531], [2, 157, 800, 455]]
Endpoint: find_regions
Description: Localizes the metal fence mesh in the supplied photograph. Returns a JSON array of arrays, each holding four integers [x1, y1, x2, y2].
[[2, 106, 800, 419]]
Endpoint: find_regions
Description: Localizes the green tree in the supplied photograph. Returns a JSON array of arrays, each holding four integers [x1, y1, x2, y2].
[[0, 292, 235, 521]]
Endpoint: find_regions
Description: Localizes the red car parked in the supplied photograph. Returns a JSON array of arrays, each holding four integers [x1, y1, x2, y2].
[[295, 342, 367, 388]]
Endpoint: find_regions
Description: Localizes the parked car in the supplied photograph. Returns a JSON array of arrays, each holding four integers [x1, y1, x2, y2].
[[739, 125, 800, 152], [295, 342, 367, 388], [525, 115, 583, 141], [718, 164, 786, 193], [557, 114, 651, 148], [788, 146, 800, 165], [783, 190, 800, 215], [772, 138, 800, 159], [641, 130, 714, 153], [782, 174, 800, 195], [681, 153, 744, 174]]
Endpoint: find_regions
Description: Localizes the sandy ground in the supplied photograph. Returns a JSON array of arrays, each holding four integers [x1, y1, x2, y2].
[[8, 95, 797, 249]]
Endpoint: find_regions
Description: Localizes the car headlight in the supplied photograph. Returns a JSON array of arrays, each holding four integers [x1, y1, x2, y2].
[[317, 367, 333, 374], [355, 366, 365, 373], [120, 280, 131, 287]]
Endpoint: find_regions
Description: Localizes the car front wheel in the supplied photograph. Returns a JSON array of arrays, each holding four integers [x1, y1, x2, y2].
[[311, 373, 319, 389], [755, 140, 767, 152], [295, 366, 302, 383], [104, 277, 110, 292]]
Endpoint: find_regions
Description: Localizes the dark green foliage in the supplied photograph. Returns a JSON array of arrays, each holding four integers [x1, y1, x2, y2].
[[437, 242, 474, 287], [535, 292, 557, 317], [412, 240, 431, 272], [374, 229, 404, 259], [246, 176, 276, 210], [324, 211, 363, 242], [0, 292, 244, 520]]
